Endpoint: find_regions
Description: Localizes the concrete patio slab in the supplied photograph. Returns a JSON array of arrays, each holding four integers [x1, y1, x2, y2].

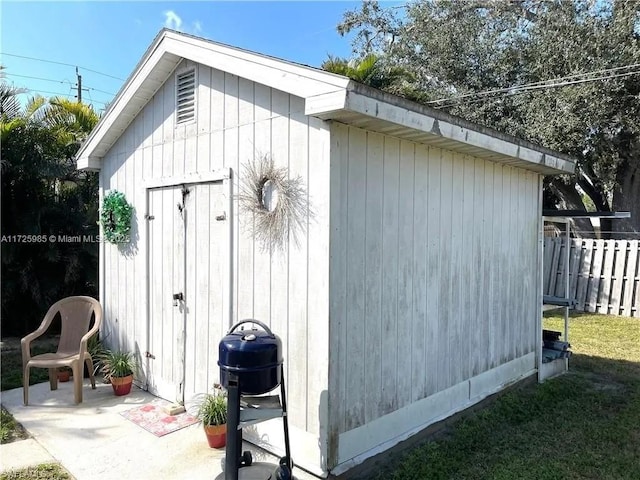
[[0, 380, 319, 480], [0, 438, 56, 471]]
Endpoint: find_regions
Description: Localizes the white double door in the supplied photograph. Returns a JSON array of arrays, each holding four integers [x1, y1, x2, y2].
[[147, 181, 229, 404]]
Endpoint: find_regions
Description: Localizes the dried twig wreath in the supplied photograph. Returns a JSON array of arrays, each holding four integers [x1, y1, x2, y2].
[[238, 154, 310, 251]]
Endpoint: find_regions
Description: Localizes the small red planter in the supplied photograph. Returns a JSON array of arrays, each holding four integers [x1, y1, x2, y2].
[[57, 369, 71, 382], [204, 424, 227, 448], [110, 374, 133, 396]]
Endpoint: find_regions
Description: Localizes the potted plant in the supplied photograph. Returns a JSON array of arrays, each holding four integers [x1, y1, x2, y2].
[[100, 349, 136, 396], [57, 366, 72, 382], [197, 390, 227, 448], [86, 334, 107, 378]]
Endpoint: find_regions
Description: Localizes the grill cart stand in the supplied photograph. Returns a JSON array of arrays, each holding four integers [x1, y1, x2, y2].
[[219, 320, 293, 480]]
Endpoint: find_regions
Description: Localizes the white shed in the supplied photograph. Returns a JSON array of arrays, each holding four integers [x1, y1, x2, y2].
[[76, 29, 575, 477]]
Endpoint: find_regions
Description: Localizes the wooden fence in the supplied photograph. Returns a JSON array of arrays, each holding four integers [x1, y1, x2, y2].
[[543, 238, 640, 318]]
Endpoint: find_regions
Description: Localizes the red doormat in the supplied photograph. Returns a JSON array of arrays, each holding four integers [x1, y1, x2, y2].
[[120, 399, 199, 437]]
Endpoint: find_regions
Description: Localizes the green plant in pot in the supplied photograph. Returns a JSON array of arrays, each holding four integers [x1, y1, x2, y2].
[[197, 390, 227, 448], [100, 350, 137, 396], [87, 334, 107, 378]]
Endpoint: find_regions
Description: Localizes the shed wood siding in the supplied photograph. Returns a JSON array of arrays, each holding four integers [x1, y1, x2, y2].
[[100, 60, 330, 437], [328, 122, 539, 437]]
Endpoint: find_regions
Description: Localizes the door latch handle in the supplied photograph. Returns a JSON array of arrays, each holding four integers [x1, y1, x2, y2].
[[173, 292, 184, 306]]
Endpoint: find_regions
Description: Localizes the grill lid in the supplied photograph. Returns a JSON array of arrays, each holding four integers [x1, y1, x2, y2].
[[218, 320, 283, 394], [218, 320, 283, 371]]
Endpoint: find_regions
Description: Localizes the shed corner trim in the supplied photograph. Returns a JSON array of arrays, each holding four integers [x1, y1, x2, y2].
[[304, 89, 348, 118], [77, 156, 101, 171]]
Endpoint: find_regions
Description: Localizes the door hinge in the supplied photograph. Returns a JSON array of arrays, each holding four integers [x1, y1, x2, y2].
[[145, 214, 155, 220], [145, 351, 156, 359]]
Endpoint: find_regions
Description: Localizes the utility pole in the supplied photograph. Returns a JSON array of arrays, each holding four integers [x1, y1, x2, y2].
[[76, 67, 82, 103]]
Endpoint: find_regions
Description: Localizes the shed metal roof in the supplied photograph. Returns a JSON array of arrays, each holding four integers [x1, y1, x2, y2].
[[76, 29, 576, 176]]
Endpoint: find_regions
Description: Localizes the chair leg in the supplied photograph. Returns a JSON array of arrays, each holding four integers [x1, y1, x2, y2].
[[49, 368, 58, 391], [23, 365, 30, 406], [86, 357, 96, 389], [72, 361, 82, 404]]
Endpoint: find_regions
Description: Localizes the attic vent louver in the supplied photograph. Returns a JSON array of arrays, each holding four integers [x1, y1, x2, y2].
[[176, 69, 196, 124]]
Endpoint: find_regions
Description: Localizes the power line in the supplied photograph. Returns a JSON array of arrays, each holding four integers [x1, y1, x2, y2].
[[17, 88, 74, 98], [3, 72, 72, 85], [0, 52, 124, 81], [85, 89, 95, 106], [88, 86, 116, 96], [432, 69, 640, 108], [504, 70, 639, 93], [434, 70, 640, 109], [6, 72, 116, 100], [85, 89, 108, 108], [428, 62, 640, 106], [13, 87, 107, 106], [428, 62, 640, 104]]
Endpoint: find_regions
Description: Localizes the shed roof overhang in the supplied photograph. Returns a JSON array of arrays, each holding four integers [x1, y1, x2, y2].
[[77, 30, 575, 176], [306, 84, 575, 175]]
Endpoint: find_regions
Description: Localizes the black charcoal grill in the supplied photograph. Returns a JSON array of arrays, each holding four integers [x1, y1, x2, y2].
[[218, 320, 293, 480]]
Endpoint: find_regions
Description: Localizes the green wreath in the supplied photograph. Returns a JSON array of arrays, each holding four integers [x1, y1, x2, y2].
[[100, 190, 133, 243]]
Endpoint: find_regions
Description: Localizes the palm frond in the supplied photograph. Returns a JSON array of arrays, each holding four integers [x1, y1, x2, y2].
[[321, 55, 351, 76], [354, 53, 379, 81], [43, 97, 99, 145], [321, 54, 382, 84], [23, 95, 47, 122], [0, 83, 25, 120]]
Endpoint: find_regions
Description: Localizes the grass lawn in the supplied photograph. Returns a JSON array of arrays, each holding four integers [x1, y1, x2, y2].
[[0, 464, 72, 480], [0, 337, 60, 392], [0, 407, 28, 444], [369, 313, 640, 480]]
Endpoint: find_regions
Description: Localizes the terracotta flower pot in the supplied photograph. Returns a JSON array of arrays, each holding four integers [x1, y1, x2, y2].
[[110, 374, 133, 396], [57, 370, 71, 382], [204, 424, 227, 448]]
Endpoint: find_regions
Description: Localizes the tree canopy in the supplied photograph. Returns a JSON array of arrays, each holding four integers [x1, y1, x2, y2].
[[1, 88, 100, 335], [332, 0, 640, 237]]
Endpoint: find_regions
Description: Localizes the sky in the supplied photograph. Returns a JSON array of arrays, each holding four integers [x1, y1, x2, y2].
[[0, 1, 386, 112]]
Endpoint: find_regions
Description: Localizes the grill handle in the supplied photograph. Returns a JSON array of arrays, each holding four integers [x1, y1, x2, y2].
[[228, 319, 275, 337]]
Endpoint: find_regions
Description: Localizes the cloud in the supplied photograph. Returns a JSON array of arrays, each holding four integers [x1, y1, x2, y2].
[[162, 11, 204, 35], [164, 10, 183, 31]]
